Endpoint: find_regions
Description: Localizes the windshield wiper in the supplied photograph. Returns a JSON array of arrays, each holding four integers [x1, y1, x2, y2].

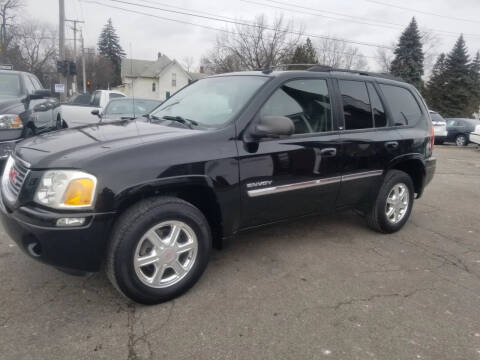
[[161, 115, 198, 129]]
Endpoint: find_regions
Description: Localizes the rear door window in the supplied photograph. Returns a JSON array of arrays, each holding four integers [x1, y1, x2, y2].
[[91, 91, 102, 107], [367, 83, 386, 127], [379, 84, 422, 126], [339, 80, 372, 130]]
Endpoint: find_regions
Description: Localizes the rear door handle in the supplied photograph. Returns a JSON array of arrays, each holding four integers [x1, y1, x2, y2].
[[320, 147, 337, 157], [385, 141, 399, 149]]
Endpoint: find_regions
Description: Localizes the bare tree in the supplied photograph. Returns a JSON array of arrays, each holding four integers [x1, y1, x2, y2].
[[375, 46, 394, 72], [316, 37, 368, 70], [14, 20, 57, 80], [420, 29, 441, 77], [182, 56, 194, 72], [0, 0, 23, 61], [202, 15, 302, 74]]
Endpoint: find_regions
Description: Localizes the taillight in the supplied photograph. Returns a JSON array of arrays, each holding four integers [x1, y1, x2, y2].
[[430, 123, 435, 152]]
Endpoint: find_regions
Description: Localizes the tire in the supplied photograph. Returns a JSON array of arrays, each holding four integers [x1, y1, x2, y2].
[[366, 170, 414, 234], [455, 134, 468, 147], [106, 196, 211, 304]]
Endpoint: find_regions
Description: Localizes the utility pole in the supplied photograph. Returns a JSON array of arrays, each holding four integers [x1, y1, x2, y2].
[[59, 0, 66, 101], [81, 32, 86, 93], [65, 19, 84, 94]]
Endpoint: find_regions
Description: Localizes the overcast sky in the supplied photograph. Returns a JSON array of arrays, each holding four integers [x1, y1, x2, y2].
[[25, 0, 480, 71]]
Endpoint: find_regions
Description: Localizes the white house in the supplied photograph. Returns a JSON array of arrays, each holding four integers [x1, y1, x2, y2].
[[118, 53, 204, 100]]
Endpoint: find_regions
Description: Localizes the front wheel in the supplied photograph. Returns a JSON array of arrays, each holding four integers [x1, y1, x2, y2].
[[455, 134, 468, 146], [106, 197, 211, 304], [366, 170, 414, 233]]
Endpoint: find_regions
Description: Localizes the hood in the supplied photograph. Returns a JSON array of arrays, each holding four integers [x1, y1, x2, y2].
[[0, 96, 24, 114], [14, 119, 196, 168]]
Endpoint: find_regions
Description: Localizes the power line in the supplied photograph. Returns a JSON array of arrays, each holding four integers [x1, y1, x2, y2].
[[99, 0, 394, 50], [80, 0, 385, 60], [242, 0, 480, 38], [365, 0, 480, 25]]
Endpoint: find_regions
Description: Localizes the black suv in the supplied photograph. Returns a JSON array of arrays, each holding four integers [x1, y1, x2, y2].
[[0, 68, 436, 304], [0, 69, 62, 162]]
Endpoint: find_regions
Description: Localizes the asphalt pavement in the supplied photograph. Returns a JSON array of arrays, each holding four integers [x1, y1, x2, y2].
[[1, 145, 480, 360]]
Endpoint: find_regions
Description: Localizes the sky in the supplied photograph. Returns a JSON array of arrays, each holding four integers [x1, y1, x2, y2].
[[24, 0, 480, 72]]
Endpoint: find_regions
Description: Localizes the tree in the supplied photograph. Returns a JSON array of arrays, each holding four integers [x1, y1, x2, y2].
[[182, 56, 194, 72], [289, 38, 317, 68], [441, 35, 472, 117], [201, 15, 302, 73], [390, 17, 424, 88], [425, 53, 447, 113], [97, 18, 125, 86], [0, 0, 24, 62], [316, 37, 368, 70], [469, 51, 480, 116]]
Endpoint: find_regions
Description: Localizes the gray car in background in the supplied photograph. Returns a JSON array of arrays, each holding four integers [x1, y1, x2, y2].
[[92, 97, 162, 121]]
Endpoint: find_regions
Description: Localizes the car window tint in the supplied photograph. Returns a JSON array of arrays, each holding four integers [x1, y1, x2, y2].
[[260, 79, 332, 134], [29, 75, 43, 90], [91, 91, 102, 107], [367, 83, 386, 127], [379, 84, 422, 126], [23, 75, 36, 94], [339, 80, 372, 130], [447, 120, 457, 126]]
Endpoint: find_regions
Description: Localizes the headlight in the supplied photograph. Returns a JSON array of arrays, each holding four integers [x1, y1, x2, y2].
[[34, 170, 97, 209], [0, 114, 23, 129]]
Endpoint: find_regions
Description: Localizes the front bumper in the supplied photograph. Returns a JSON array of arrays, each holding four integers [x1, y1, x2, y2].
[[0, 193, 115, 272]]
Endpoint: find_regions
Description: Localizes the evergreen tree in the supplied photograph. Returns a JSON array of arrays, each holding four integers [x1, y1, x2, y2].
[[390, 18, 424, 89], [97, 18, 125, 86], [468, 51, 480, 116], [425, 53, 447, 113], [442, 35, 472, 117], [290, 38, 318, 69]]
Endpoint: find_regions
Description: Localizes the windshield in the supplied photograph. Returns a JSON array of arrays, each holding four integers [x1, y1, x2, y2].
[[430, 112, 445, 123], [104, 98, 161, 116], [0, 73, 22, 98], [150, 76, 269, 127]]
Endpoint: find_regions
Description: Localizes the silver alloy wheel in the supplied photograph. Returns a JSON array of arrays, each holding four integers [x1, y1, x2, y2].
[[385, 183, 409, 224], [456, 135, 466, 146], [133, 220, 198, 288]]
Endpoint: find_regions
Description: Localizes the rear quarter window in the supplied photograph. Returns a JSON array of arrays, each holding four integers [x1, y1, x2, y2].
[[379, 84, 423, 126]]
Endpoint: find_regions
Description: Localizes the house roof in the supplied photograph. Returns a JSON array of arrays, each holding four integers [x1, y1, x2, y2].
[[121, 55, 172, 78], [188, 72, 206, 81]]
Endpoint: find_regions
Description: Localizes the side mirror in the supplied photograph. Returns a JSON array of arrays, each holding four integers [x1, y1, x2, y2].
[[250, 115, 294, 139], [29, 89, 51, 100], [91, 109, 101, 117]]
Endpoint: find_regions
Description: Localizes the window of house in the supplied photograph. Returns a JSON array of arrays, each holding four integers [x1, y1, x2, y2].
[[379, 84, 422, 126], [367, 83, 387, 127], [339, 80, 373, 130], [172, 73, 176, 87], [260, 79, 332, 135], [152, 82, 156, 92]]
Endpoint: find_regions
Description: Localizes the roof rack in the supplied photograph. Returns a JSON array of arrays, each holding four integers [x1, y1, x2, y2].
[[307, 65, 404, 82]]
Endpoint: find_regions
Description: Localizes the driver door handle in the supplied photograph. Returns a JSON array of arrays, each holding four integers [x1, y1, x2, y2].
[[385, 141, 399, 149], [320, 148, 337, 157]]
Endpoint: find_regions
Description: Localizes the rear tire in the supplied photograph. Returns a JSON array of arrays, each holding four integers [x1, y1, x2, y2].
[[455, 134, 468, 146], [106, 197, 211, 304], [366, 170, 414, 233]]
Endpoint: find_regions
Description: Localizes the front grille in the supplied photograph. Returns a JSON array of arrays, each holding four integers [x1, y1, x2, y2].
[[8, 160, 28, 197]]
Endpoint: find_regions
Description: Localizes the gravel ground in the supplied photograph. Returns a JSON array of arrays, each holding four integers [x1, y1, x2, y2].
[[1, 145, 479, 360]]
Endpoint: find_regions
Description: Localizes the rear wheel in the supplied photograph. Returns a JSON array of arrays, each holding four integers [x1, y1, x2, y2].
[[455, 134, 468, 146], [366, 170, 414, 233], [106, 197, 211, 304]]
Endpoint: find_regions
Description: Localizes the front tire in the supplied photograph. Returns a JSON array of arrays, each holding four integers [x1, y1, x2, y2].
[[455, 134, 468, 146], [366, 170, 414, 233], [106, 197, 211, 304]]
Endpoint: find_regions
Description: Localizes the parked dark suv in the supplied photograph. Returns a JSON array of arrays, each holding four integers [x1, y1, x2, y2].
[[0, 69, 62, 162], [0, 68, 436, 304]]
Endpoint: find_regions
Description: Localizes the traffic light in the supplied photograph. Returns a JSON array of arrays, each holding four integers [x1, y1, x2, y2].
[[69, 61, 77, 76], [86, 80, 91, 88], [56, 60, 68, 76]]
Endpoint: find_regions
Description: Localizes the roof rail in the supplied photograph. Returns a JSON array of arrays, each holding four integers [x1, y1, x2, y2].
[[307, 65, 404, 82]]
